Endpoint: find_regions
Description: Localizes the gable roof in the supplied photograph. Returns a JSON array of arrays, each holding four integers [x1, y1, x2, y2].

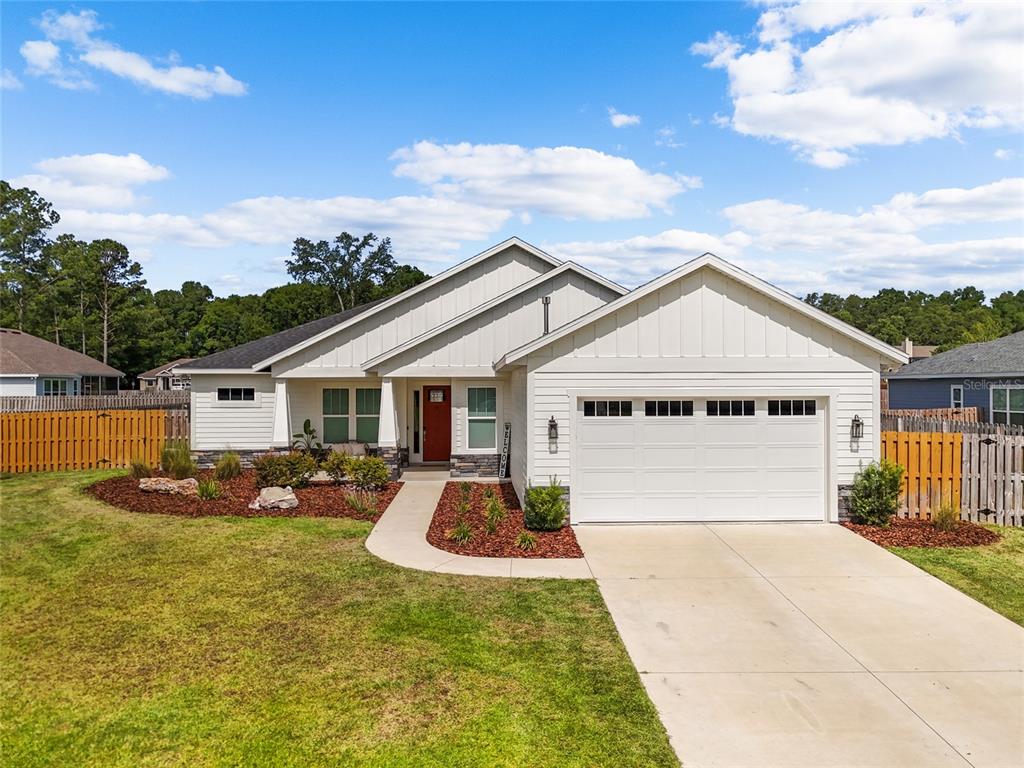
[[179, 299, 387, 372], [362, 261, 626, 371], [886, 331, 1024, 378], [0, 328, 123, 377], [138, 357, 195, 380], [244, 237, 563, 371], [497, 253, 908, 368]]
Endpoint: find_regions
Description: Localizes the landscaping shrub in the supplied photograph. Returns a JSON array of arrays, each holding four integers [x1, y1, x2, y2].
[[524, 477, 567, 531], [214, 451, 242, 480], [291, 418, 323, 453], [129, 459, 153, 479], [849, 460, 905, 527], [252, 452, 318, 489], [515, 530, 537, 551], [485, 496, 506, 529], [343, 490, 377, 517], [346, 456, 390, 490], [932, 502, 960, 532], [448, 520, 473, 544], [483, 486, 496, 500], [322, 451, 351, 484], [197, 478, 221, 500], [160, 439, 196, 480]]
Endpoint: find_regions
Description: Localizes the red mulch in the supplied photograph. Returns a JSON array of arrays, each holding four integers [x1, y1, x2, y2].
[[842, 517, 1001, 548], [426, 481, 583, 559], [87, 470, 402, 522]]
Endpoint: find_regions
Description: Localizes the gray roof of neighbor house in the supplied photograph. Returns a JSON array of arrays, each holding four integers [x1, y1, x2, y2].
[[887, 331, 1024, 378], [183, 299, 387, 371], [137, 357, 195, 380], [0, 328, 123, 377]]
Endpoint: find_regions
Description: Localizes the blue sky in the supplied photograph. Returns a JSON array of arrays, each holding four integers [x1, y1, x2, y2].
[[2, 1, 1022, 298]]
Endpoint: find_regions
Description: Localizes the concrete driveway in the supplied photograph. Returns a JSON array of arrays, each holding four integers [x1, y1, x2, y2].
[[576, 523, 1024, 768]]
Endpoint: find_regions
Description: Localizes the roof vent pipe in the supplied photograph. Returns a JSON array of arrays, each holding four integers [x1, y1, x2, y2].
[[542, 295, 551, 334]]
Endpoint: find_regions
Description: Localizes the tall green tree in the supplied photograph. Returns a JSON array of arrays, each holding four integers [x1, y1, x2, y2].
[[85, 239, 146, 364], [0, 181, 60, 329], [286, 232, 398, 311]]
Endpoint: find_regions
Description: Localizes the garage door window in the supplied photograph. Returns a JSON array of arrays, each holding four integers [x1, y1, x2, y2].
[[768, 399, 817, 416], [707, 400, 755, 416], [583, 400, 632, 417], [644, 400, 693, 417]]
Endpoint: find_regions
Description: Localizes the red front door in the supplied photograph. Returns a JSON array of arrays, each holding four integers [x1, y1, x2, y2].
[[422, 385, 451, 462]]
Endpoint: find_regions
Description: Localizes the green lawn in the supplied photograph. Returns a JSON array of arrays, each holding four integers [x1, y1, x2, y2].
[[0, 471, 676, 768], [888, 525, 1024, 626]]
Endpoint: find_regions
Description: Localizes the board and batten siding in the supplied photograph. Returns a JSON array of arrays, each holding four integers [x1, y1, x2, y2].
[[274, 245, 554, 377], [523, 268, 884, 509], [190, 375, 276, 450], [375, 270, 620, 376]]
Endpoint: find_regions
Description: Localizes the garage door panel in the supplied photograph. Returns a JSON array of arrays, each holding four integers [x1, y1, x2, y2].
[[574, 396, 826, 523]]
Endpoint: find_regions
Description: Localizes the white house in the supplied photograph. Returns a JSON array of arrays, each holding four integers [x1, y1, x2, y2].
[[178, 238, 907, 523]]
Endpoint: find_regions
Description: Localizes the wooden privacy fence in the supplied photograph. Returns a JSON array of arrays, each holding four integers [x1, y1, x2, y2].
[[883, 407, 982, 422], [0, 409, 187, 474], [881, 430, 1024, 527], [881, 414, 1024, 437], [0, 392, 190, 412]]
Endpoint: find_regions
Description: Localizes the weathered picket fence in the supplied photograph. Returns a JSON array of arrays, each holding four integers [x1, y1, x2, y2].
[[0, 409, 188, 474], [0, 392, 190, 412], [881, 425, 1024, 527], [882, 407, 982, 422]]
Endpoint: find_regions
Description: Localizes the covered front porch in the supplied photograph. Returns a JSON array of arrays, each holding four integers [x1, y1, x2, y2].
[[270, 375, 511, 478]]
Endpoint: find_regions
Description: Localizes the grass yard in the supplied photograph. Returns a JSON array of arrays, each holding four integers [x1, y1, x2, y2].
[[888, 525, 1024, 626], [0, 471, 677, 768]]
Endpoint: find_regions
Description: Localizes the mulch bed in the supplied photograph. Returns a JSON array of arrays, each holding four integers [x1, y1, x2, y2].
[[842, 517, 1001, 548], [87, 470, 402, 522], [426, 481, 583, 559]]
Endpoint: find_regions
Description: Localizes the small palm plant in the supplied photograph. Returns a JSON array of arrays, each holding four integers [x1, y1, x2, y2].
[[292, 419, 323, 453]]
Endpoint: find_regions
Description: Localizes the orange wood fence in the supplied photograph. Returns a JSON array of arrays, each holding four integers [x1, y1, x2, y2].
[[0, 409, 184, 473], [881, 431, 962, 517]]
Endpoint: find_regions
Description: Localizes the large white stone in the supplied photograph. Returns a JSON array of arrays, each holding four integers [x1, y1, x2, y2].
[[249, 486, 298, 510], [138, 477, 198, 495]]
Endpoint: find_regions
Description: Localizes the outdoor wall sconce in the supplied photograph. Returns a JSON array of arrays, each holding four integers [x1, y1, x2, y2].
[[851, 414, 864, 440], [548, 416, 559, 441]]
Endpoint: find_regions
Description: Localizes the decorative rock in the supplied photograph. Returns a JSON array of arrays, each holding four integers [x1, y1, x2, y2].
[[138, 477, 199, 495], [248, 486, 299, 510]]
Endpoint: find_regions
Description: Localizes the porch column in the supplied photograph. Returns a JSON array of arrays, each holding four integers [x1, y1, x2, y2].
[[377, 377, 400, 478], [270, 379, 291, 448]]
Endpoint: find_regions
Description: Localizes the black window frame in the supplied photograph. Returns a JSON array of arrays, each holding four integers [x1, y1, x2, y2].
[[582, 400, 633, 417], [706, 399, 755, 417], [217, 387, 255, 402], [767, 399, 817, 416], [644, 399, 694, 417]]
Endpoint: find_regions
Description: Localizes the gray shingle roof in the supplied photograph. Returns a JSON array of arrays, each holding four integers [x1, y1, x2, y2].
[[0, 328, 123, 377], [887, 330, 1024, 377], [183, 299, 386, 371]]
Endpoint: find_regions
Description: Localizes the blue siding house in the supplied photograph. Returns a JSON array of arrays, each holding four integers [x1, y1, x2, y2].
[[886, 331, 1024, 425]]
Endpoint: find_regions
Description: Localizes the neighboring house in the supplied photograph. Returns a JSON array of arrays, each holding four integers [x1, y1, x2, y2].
[[138, 358, 194, 391], [0, 328, 123, 396], [886, 331, 1024, 425], [179, 237, 906, 523], [903, 338, 937, 363]]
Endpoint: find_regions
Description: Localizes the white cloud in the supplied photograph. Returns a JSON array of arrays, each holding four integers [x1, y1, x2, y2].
[[608, 107, 642, 127], [693, 2, 1024, 167], [656, 126, 684, 149], [22, 8, 246, 98], [391, 141, 690, 220], [10, 152, 170, 210], [1, 69, 22, 90], [994, 148, 1016, 161]]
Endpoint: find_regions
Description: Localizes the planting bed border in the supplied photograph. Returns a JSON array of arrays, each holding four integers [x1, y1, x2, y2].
[[842, 517, 1001, 548], [426, 481, 583, 559], [87, 470, 402, 521]]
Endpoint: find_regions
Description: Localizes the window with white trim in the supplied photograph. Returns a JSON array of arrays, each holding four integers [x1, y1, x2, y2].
[[467, 387, 497, 448], [217, 387, 255, 402], [991, 387, 1024, 426], [42, 378, 69, 396], [644, 400, 693, 417], [950, 385, 963, 409], [355, 388, 381, 443], [322, 388, 349, 443], [706, 399, 755, 417], [583, 400, 633, 417], [768, 399, 817, 416]]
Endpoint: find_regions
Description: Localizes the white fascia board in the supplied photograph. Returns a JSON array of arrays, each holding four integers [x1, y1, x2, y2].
[[174, 368, 272, 375], [251, 236, 563, 371], [362, 261, 621, 372], [497, 253, 908, 369], [885, 371, 1024, 380]]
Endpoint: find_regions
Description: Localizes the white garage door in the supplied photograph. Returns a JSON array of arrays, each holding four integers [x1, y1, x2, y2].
[[574, 397, 826, 522]]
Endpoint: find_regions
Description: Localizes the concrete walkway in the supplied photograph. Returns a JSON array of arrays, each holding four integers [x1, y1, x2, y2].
[[365, 474, 592, 579], [577, 523, 1024, 768]]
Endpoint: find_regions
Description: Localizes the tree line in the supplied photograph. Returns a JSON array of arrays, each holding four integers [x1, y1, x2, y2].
[[0, 181, 429, 380], [2, 180, 1021, 382]]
